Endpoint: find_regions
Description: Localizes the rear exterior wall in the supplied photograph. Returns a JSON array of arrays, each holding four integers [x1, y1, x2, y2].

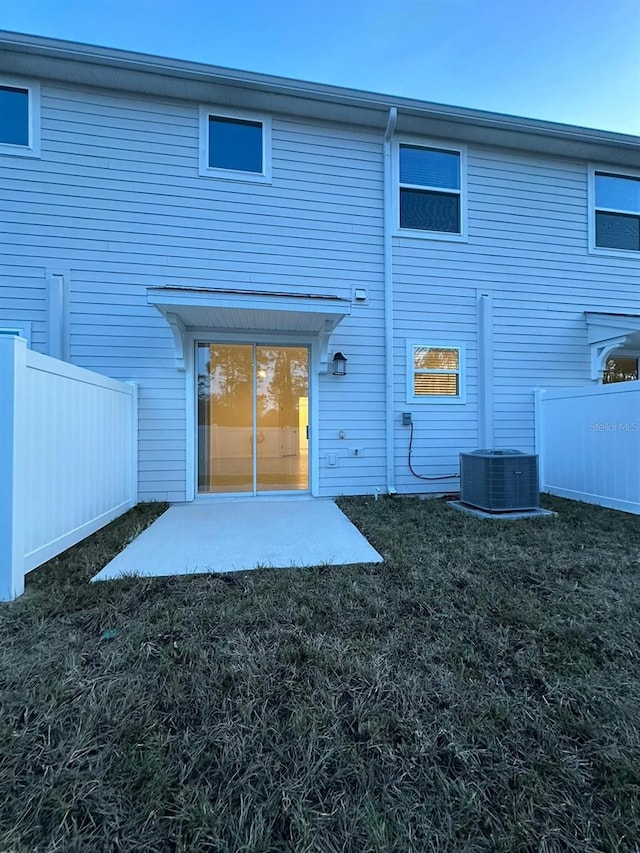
[[0, 81, 386, 500], [392, 146, 640, 493], [1, 79, 638, 498]]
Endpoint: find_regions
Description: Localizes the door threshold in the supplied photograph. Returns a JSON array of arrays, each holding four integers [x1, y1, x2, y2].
[[194, 492, 315, 503]]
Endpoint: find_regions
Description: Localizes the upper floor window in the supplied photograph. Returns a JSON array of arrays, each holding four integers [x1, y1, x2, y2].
[[0, 80, 40, 157], [591, 170, 640, 254], [407, 343, 465, 402], [398, 143, 465, 238], [199, 108, 271, 182]]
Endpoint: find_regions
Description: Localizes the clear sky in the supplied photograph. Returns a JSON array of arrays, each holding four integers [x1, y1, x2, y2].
[[2, 0, 639, 134]]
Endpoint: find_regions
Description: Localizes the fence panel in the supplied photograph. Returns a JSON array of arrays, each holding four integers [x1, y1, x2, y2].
[[0, 335, 137, 599], [535, 382, 640, 515]]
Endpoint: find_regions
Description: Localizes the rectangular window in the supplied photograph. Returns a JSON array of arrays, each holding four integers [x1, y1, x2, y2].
[[398, 144, 464, 235], [0, 85, 29, 145], [0, 80, 40, 156], [407, 343, 464, 402], [199, 108, 271, 182], [592, 170, 640, 253]]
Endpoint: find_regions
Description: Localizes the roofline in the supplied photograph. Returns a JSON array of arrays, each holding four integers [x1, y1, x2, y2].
[[0, 30, 638, 165]]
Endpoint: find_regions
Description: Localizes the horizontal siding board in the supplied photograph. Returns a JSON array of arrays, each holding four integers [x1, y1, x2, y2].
[[4, 80, 639, 501], [392, 145, 638, 492], [20, 83, 386, 499]]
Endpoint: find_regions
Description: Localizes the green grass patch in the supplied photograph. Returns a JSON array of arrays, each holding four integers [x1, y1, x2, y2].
[[1, 495, 640, 851]]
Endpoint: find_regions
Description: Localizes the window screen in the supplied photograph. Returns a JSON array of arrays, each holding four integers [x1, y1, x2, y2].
[[594, 172, 640, 251], [0, 85, 29, 146], [208, 116, 263, 173], [412, 346, 461, 397], [399, 144, 462, 234]]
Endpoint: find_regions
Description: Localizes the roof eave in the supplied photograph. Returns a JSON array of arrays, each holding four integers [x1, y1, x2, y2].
[[0, 31, 638, 167]]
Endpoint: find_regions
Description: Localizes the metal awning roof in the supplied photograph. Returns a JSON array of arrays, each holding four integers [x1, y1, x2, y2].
[[147, 286, 351, 371], [585, 312, 640, 379]]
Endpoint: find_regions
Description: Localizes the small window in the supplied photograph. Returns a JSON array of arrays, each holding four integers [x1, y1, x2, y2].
[[398, 144, 464, 235], [199, 108, 271, 182], [0, 80, 40, 156], [592, 171, 640, 252], [603, 356, 639, 384], [0, 86, 29, 145], [407, 343, 465, 402]]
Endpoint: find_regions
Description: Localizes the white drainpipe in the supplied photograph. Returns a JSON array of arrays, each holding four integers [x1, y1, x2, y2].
[[383, 106, 398, 494]]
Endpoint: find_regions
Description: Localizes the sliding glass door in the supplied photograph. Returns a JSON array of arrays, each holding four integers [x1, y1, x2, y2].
[[197, 343, 309, 494]]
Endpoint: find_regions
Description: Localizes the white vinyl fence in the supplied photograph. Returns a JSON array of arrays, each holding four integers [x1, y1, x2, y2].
[[0, 335, 137, 599], [535, 381, 640, 515]]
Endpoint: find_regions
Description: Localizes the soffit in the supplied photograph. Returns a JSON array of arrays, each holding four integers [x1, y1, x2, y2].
[[1, 33, 639, 167]]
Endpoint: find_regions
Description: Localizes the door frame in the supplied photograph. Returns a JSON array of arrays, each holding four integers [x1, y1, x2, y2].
[[185, 330, 320, 500]]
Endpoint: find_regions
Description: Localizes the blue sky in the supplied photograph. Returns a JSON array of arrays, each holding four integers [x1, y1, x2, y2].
[[2, 0, 639, 134]]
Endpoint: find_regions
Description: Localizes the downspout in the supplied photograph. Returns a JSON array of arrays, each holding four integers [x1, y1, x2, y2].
[[383, 106, 398, 494]]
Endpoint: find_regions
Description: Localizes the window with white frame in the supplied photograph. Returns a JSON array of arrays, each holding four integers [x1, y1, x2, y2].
[[398, 144, 463, 235], [407, 343, 464, 401], [199, 108, 271, 181], [592, 170, 640, 252], [0, 80, 40, 156]]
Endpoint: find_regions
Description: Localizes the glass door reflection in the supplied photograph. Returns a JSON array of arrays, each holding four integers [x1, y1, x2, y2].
[[197, 344, 253, 494], [197, 343, 309, 494], [256, 346, 308, 492]]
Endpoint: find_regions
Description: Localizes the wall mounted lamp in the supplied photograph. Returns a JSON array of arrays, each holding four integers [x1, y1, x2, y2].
[[332, 352, 347, 376]]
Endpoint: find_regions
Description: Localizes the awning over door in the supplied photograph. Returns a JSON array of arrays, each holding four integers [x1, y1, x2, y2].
[[585, 312, 640, 379], [147, 286, 351, 372]]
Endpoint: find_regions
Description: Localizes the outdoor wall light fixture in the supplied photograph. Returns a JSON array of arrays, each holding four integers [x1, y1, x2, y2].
[[332, 352, 347, 376]]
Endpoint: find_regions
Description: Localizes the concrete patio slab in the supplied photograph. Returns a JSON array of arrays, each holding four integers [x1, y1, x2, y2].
[[93, 498, 383, 581]]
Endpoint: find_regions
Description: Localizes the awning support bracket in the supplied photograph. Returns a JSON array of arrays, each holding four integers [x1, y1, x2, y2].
[[319, 319, 338, 374], [590, 336, 628, 380], [165, 311, 186, 371], [585, 312, 640, 381]]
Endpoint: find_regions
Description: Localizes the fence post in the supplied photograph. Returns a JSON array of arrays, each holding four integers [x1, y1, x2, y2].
[[533, 389, 546, 493], [0, 335, 27, 599]]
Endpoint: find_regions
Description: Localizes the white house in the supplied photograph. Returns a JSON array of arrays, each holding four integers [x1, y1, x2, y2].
[[1, 31, 639, 506]]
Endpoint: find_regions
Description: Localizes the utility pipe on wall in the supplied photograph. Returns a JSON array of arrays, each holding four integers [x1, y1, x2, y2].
[[477, 292, 494, 448], [47, 272, 69, 361], [383, 106, 398, 494]]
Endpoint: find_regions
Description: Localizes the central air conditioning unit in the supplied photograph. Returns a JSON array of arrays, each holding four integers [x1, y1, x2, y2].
[[460, 450, 539, 512]]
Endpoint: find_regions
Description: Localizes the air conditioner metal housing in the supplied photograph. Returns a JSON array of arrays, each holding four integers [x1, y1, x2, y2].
[[459, 450, 539, 512]]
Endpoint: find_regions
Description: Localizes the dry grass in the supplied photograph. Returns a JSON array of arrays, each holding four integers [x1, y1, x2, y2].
[[1, 495, 640, 851]]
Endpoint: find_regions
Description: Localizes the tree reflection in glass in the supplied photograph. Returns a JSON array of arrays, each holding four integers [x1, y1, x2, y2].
[[197, 344, 309, 493]]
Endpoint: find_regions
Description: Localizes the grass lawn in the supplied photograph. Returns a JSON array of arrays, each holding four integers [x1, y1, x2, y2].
[[2, 496, 640, 852]]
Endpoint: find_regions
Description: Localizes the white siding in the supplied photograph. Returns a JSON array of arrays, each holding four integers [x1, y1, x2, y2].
[[392, 147, 640, 493], [1, 79, 638, 502], [0, 266, 47, 351], [0, 83, 386, 500]]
